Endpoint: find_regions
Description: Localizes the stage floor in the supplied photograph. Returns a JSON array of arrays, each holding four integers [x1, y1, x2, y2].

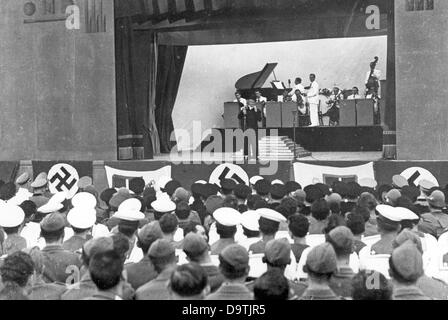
[[152, 151, 383, 163]]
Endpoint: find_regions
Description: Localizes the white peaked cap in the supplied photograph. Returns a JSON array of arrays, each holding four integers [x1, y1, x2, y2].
[[213, 207, 241, 227], [72, 192, 97, 209]]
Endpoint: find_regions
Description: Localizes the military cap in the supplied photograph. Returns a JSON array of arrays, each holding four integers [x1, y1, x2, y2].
[[0, 203, 25, 228], [100, 188, 117, 204], [38, 192, 66, 214], [220, 179, 237, 191], [346, 182, 362, 199], [392, 175, 408, 189], [394, 207, 419, 221], [30, 172, 48, 189], [385, 189, 401, 206], [77, 176, 93, 189], [285, 181, 301, 194], [205, 195, 224, 215], [271, 179, 284, 185], [16, 172, 30, 186], [270, 184, 287, 199], [305, 243, 337, 274], [315, 183, 331, 196], [292, 189, 307, 204], [234, 184, 252, 199], [164, 180, 182, 197], [113, 198, 145, 221], [392, 229, 423, 254], [126, 177, 144, 195], [40, 212, 66, 232], [172, 187, 190, 203], [325, 193, 342, 205], [151, 194, 176, 213], [240, 210, 260, 232], [148, 239, 175, 258], [264, 238, 291, 266], [419, 179, 436, 192], [138, 221, 163, 246], [204, 183, 220, 198], [213, 207, 241, 226], [156, 176, 172, 191], [249, 176, 263, 186], [358, 177, 378, 189], [303, 185, 324, 203], [254, 179, 271, 196], [195, 180, 207, 185], [331, 181, 350, 198], [83, 236, 114, 258], [391, 240, 424, 282], [219, 244, 249, 270], [72, 192, 97, 209], [376, 205, 402, 223], [67, 206, 96, 229], [109, 189, 133, 209], [327, 226, 354, 254], [183, 232, 208, 256], [256, 208, 287, 223], [427, 190, 445, 208]]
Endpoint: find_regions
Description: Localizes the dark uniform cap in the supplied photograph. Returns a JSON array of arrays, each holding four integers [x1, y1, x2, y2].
[[303, 185, 324, 203], [391, 240, 424, 282], [100, 188, 118, 204], [428, 190, 445, 208], [83, 237, 114, 258], [183, 233, 208, 256], [331, 181, 350, 198], [190, 183, 202, 196], [129, 177, 146, 195], [264, 238, 291, 266], [385, 189, 401, 206], [392, 175, 409, 189], [205, 183, 220, 198], [270, 184, 287, 199], [315, 183, 331, 196], [148, 239, 176, 259], [40, 212, 66, 232], [285, 181, 302, 194], [205, 195, 224, 215], [392, 229, 423, 254], [220, 179, 237, 192], [219, 244, 249, 269], [346, 182, 362, 199], [138, 222, 163, 246], [164, 180, 182, 197], [254, 179, 271, 196], [305, 243, 337, 274], [327, 226, 354, 253], [234, 184, 252, 199], [77, 176, 93, 189], [109, 189, 133, 209]]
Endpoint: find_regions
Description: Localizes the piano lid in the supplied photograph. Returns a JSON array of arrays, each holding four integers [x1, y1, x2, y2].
[[235, 63, 278, 90]]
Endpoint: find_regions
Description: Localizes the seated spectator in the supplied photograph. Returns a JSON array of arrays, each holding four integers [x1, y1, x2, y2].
[[345, 212, 367, 254], [210, 208, 240, 255], [351, 270, 392, 300], [288, 214, 310, 263], [183, 220, 208, 242], [389, 240, 429, 300], [169, 263, 210, 300], [369, 205, 402, 255], [203, 195, 224, 231], [84, 250, 124, 300], [206, 244, 253, 300], [125, 222, 162, 290], [249, 209, 285, 254], [136, 239, 178, 300], [63, 205, 95, 253], [308, 199, 330, 234], [254, 268, 290, 300], [19, 200, 40, 248], [300, 243, 341, 300], [0, 251, 34, 300], [175, 201, 201, 230], [326, 226, 356, 298]]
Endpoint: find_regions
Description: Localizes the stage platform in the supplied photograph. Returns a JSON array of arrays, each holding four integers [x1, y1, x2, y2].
[[200, 126, 384, 153]]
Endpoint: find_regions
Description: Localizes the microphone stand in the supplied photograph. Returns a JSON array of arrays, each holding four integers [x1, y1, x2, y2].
[[292, 110, 298, 163]]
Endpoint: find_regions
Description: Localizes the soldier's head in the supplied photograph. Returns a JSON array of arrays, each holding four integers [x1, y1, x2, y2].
[[148, 239, 177, 274], [169, 263, 209, 300], [218, 245, 249, 282], [0, 251, 34, 289], [254, 268, 289, 300], [89, 250, 124, 293], [40, 212, 66, 245]]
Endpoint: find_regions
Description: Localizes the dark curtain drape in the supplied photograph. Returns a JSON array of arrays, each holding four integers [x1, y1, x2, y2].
[[155, 45, 188, 153], [115, 17, 160, 159]]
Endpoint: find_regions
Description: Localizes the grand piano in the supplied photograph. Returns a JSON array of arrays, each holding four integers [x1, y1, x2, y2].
[[235, 63, 291, 101]]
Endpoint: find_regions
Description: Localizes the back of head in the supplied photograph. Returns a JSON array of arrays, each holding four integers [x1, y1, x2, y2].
[[352, 270, 392, 300], [345, 212, 366, 236], [259, 217, 279, 236], [111, 233, 131, 263], [169, 263, 208, 299], [357, 192, 378, 211], [0, 251, 34, 287], [159, 213, 178, 234], [247, 194, 262, 210], [129, 178, 145, 195], [89, 250, 123, 291], [223, 195, 239, 210], [254, 268, 289, 300], [389, 241, 424, 284], [326, 226, 354, 256], [148, 239, 177, 273], [218, 244, 249, 280], [288, 214, 309, 238], [20, 200, 37, 220], [311, 199, 330, 221]]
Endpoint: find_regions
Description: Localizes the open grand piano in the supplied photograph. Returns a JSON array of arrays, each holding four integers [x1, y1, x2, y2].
[[235, 63, 291, 101]]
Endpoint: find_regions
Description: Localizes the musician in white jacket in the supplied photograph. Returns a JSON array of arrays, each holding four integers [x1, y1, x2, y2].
[[306, 74, 320, 127]]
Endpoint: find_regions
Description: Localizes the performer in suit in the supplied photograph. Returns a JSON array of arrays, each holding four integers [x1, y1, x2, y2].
[[306, 74, 320, 127], [255, 89, 267, 128], [324, 87, 343, 127], [292, 89, 310, 127], [365, 57, 381, 125], [238, 99, 262, 160], [347, 87, 362, 100], [234, 91, 247, 108]]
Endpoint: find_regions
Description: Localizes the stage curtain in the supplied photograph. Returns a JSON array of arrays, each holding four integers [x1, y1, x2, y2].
[[155, 45, 188, 153], [115, 18, 160, 159]]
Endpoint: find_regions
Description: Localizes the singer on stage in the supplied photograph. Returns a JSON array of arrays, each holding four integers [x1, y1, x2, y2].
[[238, 99, 262, 160]]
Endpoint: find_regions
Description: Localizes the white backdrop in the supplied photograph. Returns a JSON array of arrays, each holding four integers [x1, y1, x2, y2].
[[172, 36, 387, 151]]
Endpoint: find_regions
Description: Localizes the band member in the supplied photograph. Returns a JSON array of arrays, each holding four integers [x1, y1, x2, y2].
[[347, 87, 362, 100], [293, 78, 306, 93], [292, 89, 310, 127], [255, 89, 267, 127], [237, 99, 262, 160], [365, 57, 381, 125], [234, 91, 247, 108], [324, 87, 343, 126], [280, 89, 292, 102], [306, 74, 320, 127]]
